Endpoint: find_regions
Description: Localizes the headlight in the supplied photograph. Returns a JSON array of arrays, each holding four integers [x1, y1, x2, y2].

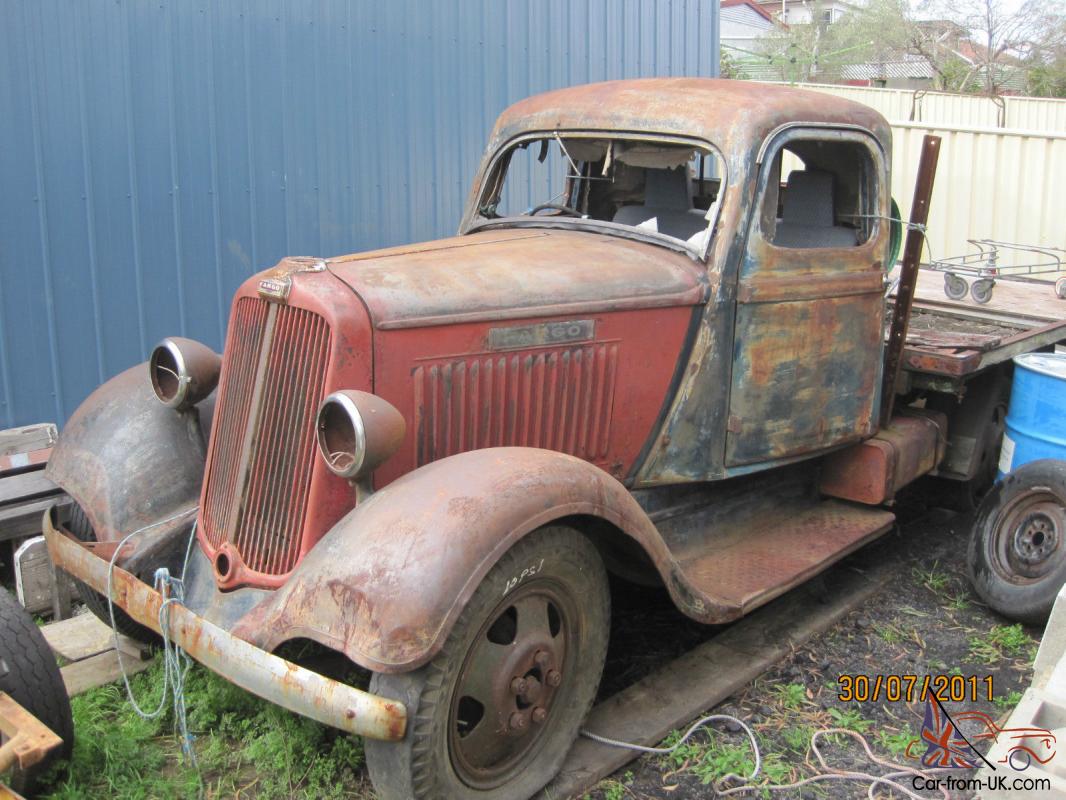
[[148, 337, 221, 410], [316, 391, 405, 481]]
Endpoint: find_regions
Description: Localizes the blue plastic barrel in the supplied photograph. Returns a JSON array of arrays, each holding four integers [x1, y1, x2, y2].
[[999, 352, 1066, 477]]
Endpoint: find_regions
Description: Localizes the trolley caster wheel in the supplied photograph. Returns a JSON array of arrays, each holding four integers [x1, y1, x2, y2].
[[944, 272, 968, 301], [1056, 276, 1066, 300], [971, 278, 995, 304]]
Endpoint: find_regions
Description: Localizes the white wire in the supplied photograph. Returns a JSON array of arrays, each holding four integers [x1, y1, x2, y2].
[[103, 507, 203, 794], [581, 717, 959, 798]]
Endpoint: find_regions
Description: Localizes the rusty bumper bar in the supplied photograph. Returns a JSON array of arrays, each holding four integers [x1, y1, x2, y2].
[[41, 511, 406, 742]]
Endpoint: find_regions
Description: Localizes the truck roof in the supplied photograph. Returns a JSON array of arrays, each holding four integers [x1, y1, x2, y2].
[[488, 78, 891, 158]]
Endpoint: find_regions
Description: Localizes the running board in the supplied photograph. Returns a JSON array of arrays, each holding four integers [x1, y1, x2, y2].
[[675, 500, 895, 621]]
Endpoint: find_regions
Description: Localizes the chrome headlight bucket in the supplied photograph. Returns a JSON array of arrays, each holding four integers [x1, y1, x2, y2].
[[316, 391, 405, 481], [149, 337, 221, 410]]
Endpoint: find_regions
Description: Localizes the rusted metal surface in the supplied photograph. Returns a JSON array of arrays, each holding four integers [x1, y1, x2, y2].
[[462, 79, 891, 232], [677, 500, 895, 614], [898, 316, 1066, 378], [0, 692, 63, 774], [41, 511, 406, 741], [373, 303, 697, 488], [881, 134, 941, 425], [820, 412, 947, 505], [230, 448, 738, 672], [450, 581, 573, 785], [410, 343, 619, 467], [200, 299, 332, 587], [194, 268, 373, 590], [43, 365, 209, 545], [325, 229, 707, 330]]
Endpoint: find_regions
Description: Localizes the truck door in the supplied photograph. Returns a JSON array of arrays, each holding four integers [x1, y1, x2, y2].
[[725, 128, 889, 467]]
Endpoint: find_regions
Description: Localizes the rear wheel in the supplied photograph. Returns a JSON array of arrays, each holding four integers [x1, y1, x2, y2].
[[968, 459, 1066, 624], [66, 504, 157, 644], [0, 587, 74, 795], [365, 526, 610, 800]]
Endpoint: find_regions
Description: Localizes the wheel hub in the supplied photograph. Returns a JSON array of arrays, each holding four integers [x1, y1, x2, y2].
[[995, 491, 1066, 581], [448, 581, 573, 789], [1011, 512, 1059, 568]]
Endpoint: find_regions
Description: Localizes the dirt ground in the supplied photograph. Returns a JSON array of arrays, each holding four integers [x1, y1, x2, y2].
[[582, 489, 1042, 799]]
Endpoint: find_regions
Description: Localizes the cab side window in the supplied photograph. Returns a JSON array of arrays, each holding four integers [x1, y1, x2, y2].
[[759, 139, 877, 250]]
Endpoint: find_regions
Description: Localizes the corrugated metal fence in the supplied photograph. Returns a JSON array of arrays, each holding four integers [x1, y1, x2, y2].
[[0, 0, 719, 429], [781, 83, 1066, 278], [786, 82, 1066, 133]]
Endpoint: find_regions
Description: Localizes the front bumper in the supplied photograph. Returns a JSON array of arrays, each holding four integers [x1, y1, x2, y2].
[[41, 510, 406, 742]]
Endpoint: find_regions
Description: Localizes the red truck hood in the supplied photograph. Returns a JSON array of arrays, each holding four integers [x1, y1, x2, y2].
[[326, 229, 707, 329]]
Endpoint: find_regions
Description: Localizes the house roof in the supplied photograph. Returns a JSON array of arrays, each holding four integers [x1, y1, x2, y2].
[[721, 0, 774, 22]]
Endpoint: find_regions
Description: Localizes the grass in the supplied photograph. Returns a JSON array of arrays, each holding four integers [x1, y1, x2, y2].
[[827, 707, 873, 734], [659, 727, 791, 794], [768, 682, 808, 710], [588, 770, 634, 800], [968, 624, 1037, 664], [993, 689, 1024, 712], [875, 623, 904, 645], [41, 660, 370, 800], [912, 562, 952, 595], [876, 729, 916, 759]]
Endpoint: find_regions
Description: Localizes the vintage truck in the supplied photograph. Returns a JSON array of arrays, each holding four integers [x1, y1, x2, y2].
[[38, 79, 1066, 799]]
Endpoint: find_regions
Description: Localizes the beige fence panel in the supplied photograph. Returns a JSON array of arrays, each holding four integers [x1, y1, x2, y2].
[[890, 122, 1066, 276], [771, 82, 1066, 133]]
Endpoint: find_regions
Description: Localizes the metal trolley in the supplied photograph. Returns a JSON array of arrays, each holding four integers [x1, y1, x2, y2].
[[926, 240, 1066, 304]]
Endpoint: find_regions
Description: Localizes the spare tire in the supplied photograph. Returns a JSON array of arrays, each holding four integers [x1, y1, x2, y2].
[[0, 587, 74, 796], [968, 459, 1066, 625]]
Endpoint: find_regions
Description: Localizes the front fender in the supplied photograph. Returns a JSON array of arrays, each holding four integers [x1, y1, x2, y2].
[[231, 448, 694, 673], [45, 365, 210, 542]]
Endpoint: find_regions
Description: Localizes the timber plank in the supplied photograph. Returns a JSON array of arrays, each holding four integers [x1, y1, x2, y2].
[[42, 612, 151, 663], [0, 496, 70, 544], [0, 471, 61, 507], [0, 424, 57, 458], [542, 554, 897, 799], [60, 649, 153, 697]]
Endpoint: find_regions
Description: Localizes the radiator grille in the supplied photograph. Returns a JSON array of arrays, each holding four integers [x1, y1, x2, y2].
[[201, 298, 268, 550], [200, 298, 332, 577], [413, 343, 618, 465]]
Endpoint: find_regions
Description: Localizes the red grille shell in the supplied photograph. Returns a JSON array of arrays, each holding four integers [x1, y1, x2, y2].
[[198, 297, 332, 584]]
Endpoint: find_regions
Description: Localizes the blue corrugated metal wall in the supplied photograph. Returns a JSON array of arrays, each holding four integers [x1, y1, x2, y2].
[[0, 0, 719, 428]]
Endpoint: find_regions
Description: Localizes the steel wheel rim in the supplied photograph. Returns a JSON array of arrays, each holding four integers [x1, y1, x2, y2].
[[448, 578, 578, 789], [991, 489, 1066, 582]]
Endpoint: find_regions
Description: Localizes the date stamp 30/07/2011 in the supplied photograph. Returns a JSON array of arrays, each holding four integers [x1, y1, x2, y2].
[[837, 673, 995, 704]]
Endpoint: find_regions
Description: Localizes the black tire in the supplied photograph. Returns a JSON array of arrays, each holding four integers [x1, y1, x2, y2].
[[365, 525, 610, 800], [0, 587, 74, 796], [66, 504, 157, 644], [968, 459, 1066, 625]]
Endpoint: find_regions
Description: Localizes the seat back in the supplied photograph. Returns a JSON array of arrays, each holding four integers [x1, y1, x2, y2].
[[612, 166, 707, 241], [774, 169, 858, 249]]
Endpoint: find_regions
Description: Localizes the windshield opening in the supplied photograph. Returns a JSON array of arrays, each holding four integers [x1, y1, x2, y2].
[[473, 134, 725, 256]]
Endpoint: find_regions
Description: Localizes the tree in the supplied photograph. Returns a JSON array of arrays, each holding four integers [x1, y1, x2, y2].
[[1022, 12, 1066, 97], [759, 0, 1066, 96]]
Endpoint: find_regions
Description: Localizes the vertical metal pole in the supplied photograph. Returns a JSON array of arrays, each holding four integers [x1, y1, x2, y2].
[[880, 134, 941, 427]]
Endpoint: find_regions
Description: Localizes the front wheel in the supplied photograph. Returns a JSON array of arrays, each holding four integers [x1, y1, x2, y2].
[[365, 525, 610, 800], [968, 459, 1066, 624]]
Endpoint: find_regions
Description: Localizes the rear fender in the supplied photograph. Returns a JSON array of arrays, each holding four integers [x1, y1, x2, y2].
[[45, 365, 210, 543], [231, 448, 709, 672]]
